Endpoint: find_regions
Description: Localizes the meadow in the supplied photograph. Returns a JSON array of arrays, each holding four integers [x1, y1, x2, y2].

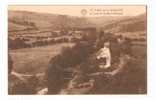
[[9, 43, 75, 74]]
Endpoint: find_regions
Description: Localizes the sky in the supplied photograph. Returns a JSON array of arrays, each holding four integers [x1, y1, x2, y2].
[[8, 5, 146, 17]]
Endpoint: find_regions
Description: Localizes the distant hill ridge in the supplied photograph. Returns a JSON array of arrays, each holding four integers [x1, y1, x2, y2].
[[8, 10, 146, 33]]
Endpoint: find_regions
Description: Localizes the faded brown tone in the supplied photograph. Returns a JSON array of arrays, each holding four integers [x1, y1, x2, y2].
[[8, 5, 147, 95], [8, 5, 146, 17]]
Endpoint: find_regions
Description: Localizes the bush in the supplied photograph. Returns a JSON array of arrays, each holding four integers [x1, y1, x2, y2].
[[47, 41, 95, 94], [8, 38, 29, 49]]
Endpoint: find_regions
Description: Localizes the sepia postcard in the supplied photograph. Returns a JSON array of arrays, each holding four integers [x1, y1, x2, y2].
[[8, 5, 147, 95]]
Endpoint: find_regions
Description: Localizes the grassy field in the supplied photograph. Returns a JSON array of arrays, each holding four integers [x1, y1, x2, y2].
[[9, 43, 75, 74], [8, 38, 147, 94], [9, 41, 146, 73]]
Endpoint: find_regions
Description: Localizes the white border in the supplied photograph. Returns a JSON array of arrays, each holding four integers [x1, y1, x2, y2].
[[1, 0, 156, 100]]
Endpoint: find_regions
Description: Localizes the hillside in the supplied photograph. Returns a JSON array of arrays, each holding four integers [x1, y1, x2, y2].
[[88, 16, 130, 27], [103, 13, 147, 33], [8, 10, 94, 32], [8, 10, 146, 36]]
